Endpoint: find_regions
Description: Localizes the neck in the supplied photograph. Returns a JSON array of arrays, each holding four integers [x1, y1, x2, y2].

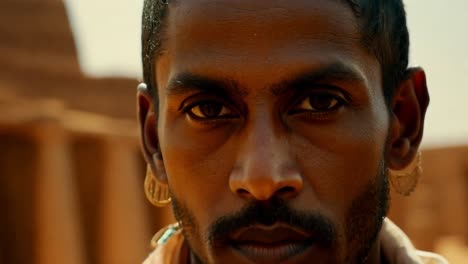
[[180, 239, 192, 264], [365, 239, 386, 264]]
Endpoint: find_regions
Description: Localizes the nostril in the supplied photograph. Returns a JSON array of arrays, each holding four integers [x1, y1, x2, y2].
[[276, 186, 297, 196], [237, 188, 249, 196]]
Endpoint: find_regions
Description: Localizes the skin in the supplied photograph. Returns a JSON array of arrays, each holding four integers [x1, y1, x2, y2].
[[138, 0, 429, 263]]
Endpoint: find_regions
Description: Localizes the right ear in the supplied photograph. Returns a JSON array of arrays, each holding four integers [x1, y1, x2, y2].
[[137, 83, 168, 184]]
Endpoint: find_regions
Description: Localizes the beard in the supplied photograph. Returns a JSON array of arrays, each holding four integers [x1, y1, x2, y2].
[[170, 160, 389, 264], [344, 160, 389, 263]]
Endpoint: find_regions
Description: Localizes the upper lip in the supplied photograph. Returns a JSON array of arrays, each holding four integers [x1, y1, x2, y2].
[[229, 223, 313, 244]]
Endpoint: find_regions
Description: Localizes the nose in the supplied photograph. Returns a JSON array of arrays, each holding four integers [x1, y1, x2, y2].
[[229, 116, 303, 201]]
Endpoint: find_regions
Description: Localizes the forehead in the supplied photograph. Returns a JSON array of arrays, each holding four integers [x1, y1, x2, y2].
[[167, 0, 359, 51], [159, 0, 375, 90]]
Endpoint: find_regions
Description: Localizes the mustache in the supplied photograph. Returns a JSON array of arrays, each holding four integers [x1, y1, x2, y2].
[[206, 197, 337, 248]]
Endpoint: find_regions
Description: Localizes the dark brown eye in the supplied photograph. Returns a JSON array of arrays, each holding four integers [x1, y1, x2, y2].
[[189, 101, 232, 119], [309, 94, 338, 110], [295, 93, 342, 112], [199, 102, 222, 117]]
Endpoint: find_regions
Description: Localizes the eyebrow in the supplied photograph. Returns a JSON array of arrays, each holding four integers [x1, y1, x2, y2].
[[165, 73, 247, 98], [270, 62, 367, 96], [165, 62, 367, 98]]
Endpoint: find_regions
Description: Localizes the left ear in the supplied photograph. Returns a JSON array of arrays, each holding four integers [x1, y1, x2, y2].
[[388, 67, 429, 170]]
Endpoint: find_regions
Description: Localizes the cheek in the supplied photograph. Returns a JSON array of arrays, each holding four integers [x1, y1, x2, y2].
[[158, 110, 239, 231], [292, 105, 389, 219]]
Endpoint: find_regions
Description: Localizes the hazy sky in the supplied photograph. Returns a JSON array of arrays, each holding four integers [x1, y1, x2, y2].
[[63, 0, 468, 148]]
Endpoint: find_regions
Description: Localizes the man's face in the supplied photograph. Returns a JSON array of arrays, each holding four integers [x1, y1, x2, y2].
[[153, 0, 390, 263]]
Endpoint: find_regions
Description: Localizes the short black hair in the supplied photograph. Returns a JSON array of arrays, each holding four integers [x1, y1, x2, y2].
[[142, 0, 409, 107]]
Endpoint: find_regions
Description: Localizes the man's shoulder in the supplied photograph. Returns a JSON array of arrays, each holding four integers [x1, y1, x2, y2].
[[381, 219, 448, 264]]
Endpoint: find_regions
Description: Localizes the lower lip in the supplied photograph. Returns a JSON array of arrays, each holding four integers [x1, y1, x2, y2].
[[230, 240, 313, 263]]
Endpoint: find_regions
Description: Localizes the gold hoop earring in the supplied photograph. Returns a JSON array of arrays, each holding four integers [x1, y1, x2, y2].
[[389, 151, 422, 196], [144, 166, 171, 207]]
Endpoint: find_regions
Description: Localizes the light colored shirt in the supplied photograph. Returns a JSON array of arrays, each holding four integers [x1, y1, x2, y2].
[[143, 218, 448, 264]]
